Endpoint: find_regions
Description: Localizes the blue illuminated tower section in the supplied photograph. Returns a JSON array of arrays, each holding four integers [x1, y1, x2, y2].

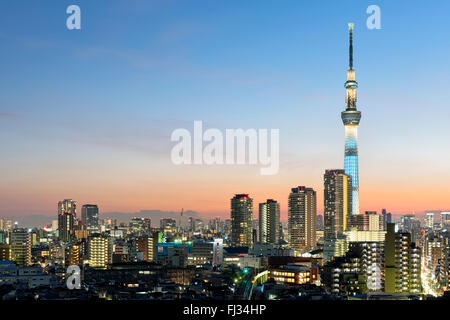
[[341, 23, 361, 216]]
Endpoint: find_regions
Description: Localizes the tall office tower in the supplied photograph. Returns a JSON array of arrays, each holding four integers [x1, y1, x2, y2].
[[58, 199, 76, 243], [129, 217, 145, 235], [288, 187, 317, 252], [0, 218, 4, 231], [81, 204, 99, 233], [400, 214, 417, 231], [209, 217, 221, 234], [384, 223, 422, 293], [381, 208, 392, 229], [190, 218, 200, 232], [193, 219, 204, 232], [341, 23, 362, 216], [10, 228, 31, 267], [230, 194, 253, 247], [324, 169, 352, 240], [259, 199, 280, 245], [87, 233, 110, 269]]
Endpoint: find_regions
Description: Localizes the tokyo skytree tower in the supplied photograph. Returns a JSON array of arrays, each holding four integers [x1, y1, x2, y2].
[[341, 23, 361, 216]]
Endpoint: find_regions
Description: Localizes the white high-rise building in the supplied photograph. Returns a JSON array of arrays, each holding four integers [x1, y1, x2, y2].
[[88, 234, 109, 269]]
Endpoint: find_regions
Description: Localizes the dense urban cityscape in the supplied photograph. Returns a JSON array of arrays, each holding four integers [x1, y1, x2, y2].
[[0, 198, 449, 300], [1, 5, 449, 307]]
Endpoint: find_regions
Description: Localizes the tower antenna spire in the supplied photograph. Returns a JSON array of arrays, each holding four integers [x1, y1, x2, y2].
[[348, 22, 354, 70]]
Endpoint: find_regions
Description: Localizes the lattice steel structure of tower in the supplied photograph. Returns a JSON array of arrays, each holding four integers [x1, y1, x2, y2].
[[341, 23, 361, 216]]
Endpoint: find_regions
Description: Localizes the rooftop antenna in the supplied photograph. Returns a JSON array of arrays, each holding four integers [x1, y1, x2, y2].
[[348, 22, 354, 70]]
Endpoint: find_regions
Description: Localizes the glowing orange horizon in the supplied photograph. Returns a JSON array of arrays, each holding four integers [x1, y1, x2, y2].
[[1, 162, 447, 222]]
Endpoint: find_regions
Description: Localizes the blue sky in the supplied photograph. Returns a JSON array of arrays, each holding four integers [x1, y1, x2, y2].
[[1, 0, 450, 218]]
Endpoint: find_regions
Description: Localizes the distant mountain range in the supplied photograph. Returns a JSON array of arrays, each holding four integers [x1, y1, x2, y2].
[[101, 209, 202, 227], [4, 209, 202, 229]]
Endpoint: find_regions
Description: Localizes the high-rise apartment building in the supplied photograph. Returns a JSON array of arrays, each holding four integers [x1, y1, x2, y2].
[[348, 242, 385, 292], [87, 233, 110, 269], [259, 199, 280, 245], [424, 232, 445, 272], [288, 186, 316, 252], [348, 211, 384, 231], [135, 232, 160, 262], [230, 194, 253, 247], [81, 204, 99, 233], [324, 169, 352, 240], [10, 228, 31, 267], [58, 199, 76, 243], [65, 243, 81, 267], [384, 223, 421, 293], [439, 242, 450, 291]]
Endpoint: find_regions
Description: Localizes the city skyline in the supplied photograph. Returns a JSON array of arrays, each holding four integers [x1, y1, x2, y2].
[[2, 1, 450, 220], [1, 2, 450, 304]]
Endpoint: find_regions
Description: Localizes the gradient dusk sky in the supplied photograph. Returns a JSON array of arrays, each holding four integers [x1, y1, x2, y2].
[[1, 0, 450, 222]]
